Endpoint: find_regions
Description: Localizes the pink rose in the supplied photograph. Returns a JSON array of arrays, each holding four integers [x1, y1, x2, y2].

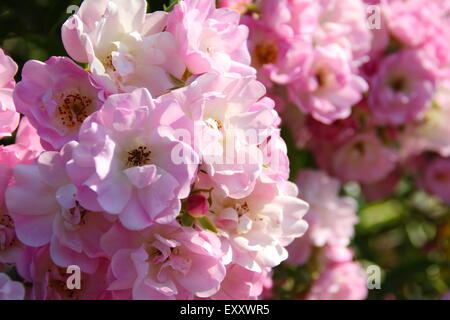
[[288, 44, 367, 124], [67, 88, 198, 230], [102, 223, 227, 299], [418, 157, 450, 205], [330, 133, 398, 184], [14, 57, 101, 150], [306, 260, 367, 300], [62, 0, 185, 97], [167, 0, 252, 75], [6, 143, 112, 274]]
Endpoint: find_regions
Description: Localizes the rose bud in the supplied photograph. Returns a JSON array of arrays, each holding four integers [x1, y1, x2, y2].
[[186, 194, 209, 218]]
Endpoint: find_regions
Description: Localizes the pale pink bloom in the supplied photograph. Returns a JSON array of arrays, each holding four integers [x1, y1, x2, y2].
[[14, 57, 101, 150], [0, 117, 43, 265], [62, 0, 185, 97], [368, 50, 435, 125], [67, 88, 198, 230], [13, 117, 44, 155], [295, 170, 358, 247], [0, 273, 24, 300], [159, 72, 277, 199], [306, 260, 367, 300], [260, 0, 321, 39], [101, 223, 226, 299], [288, 44, 367, 124], [15, 245, 110, 300], [418, 157, 450, 205], [314, 0, 372, 63], [167, 0, 252, 75], [322, 245, 355, 264], [210, 264, 268, 300], [0, 117, 44, 206], [5, 144, 112, 274], [383, 0, 450, 68], [243, 16, 311, 86], [286, 170, 358, 265], [258, 131, 290, 184], [384, 0, 435, 48], [399, 81, 450, 158], [0, 49, 19, 139], [219, 0, 252, 14], [205, 178, 309, 272], [331, 133, 398, 184]]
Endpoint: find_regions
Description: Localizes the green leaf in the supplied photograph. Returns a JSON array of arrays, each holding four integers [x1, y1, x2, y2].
[[197, 216, 218, 233], [163, 0, 179, 12], [358, 200, 405, 233], [167, 72, 185, 89], [178, 213, 195, 227]]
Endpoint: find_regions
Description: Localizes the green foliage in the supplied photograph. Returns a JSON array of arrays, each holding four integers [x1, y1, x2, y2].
[[163, 0, 179, 12]]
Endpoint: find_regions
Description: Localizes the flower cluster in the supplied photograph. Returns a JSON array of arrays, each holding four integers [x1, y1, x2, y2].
[[234, 0, 450, 208], [220, 0, 450, 299], [286, 170, 367, 300], [0, 0, 310, 300]]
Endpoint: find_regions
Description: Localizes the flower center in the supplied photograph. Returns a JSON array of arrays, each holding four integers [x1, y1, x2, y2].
[[315, 69, 333, 89], [0, 214, 16, 251], [205, 118, 223, 130], [126, 146, 151, 167], [435, 171, 450, 183], [103, 54, 116, 72], [254, 42, 278, 66], [389, 76, 407, 92], [62, 201, 90, 227], [70, 202, 88, 225], [234, 202, 250, 217], [57, 93, 92, 129], [352, 141, 366, 156], [0, 214, 14, 229]]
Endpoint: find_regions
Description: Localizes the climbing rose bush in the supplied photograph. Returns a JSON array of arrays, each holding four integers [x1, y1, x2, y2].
[[1, 0, 450, 300], [0, 0, 310, 300]]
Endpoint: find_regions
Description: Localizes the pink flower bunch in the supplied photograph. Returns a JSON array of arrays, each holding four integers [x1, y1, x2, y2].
[[285, 170, 367, 300], [237, 0, 370, 123], [287, 170, 359, 265], [305, 246, 367, 300], [0, 0, 310, 300], [229, 0, 450, 204]]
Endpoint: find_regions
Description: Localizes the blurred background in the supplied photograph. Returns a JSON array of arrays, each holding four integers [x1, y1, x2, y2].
[[1, 0, 449, 300]]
